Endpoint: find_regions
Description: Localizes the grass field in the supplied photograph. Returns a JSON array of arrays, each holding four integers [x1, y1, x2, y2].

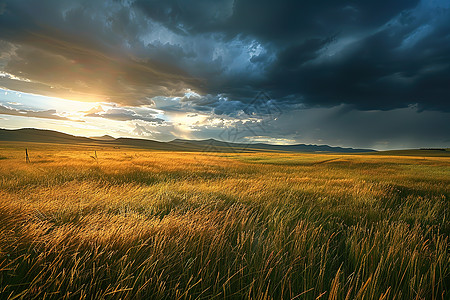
[[0, 142, 449, 299]]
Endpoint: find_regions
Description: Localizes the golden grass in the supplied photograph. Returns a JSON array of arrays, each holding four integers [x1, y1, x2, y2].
[[0, 142, 449, 299]]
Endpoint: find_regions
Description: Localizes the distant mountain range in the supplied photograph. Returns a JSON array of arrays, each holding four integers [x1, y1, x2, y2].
[[90, 135, 116, 141], [0, 128, 376, 153]]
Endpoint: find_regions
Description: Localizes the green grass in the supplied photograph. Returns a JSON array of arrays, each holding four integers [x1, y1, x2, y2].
[[0, 143, 449, 299]]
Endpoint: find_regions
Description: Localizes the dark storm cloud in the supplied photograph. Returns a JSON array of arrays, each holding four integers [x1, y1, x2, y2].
[[0, 0, 449, 113], [0, 0, 201, 105], [227, 0, 418, 41], [133, 0, 234, 36], [135, 0, 416, 41], [263, 8, 450, 111], [135, 0, 449, 112]]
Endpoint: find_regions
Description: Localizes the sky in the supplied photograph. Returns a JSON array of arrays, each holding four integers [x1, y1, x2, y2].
[[0, 0, 449, 150]]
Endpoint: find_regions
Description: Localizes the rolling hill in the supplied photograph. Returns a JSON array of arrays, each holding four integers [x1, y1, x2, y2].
[[0, 128, 375, 153]]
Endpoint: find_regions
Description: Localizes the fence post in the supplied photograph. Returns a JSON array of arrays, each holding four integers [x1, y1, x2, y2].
[[25, 148, 30, 163]]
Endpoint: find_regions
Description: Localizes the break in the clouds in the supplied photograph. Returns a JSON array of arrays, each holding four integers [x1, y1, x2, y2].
[[0, 0, 449, 149]]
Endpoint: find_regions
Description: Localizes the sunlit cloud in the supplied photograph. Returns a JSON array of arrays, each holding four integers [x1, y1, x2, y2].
[[0, 71, 31, 82], [244, 136, 297, 145], [0, 103, 79, 121]]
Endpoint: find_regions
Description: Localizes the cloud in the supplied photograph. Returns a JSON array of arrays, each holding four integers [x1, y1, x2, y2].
[[133, 0, 235, 35], [260, 2, 450, 111], [85, 106, 165, 123], [135, 0, 449, 111], [0, 0, 448, 115], [0, 0, 201, 105], [125, 103, 450, 149], [131, 120, 188, 141], [0, 103, 78, 121], [256, 104, 450, 149], [135, 0, 417, 41]]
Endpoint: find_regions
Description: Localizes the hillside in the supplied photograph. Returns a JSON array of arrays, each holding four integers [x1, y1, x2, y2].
[[0, 128, 375, 153]]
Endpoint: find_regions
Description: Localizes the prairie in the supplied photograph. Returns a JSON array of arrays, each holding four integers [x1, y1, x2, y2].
[[0, 142, 449, 299]]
